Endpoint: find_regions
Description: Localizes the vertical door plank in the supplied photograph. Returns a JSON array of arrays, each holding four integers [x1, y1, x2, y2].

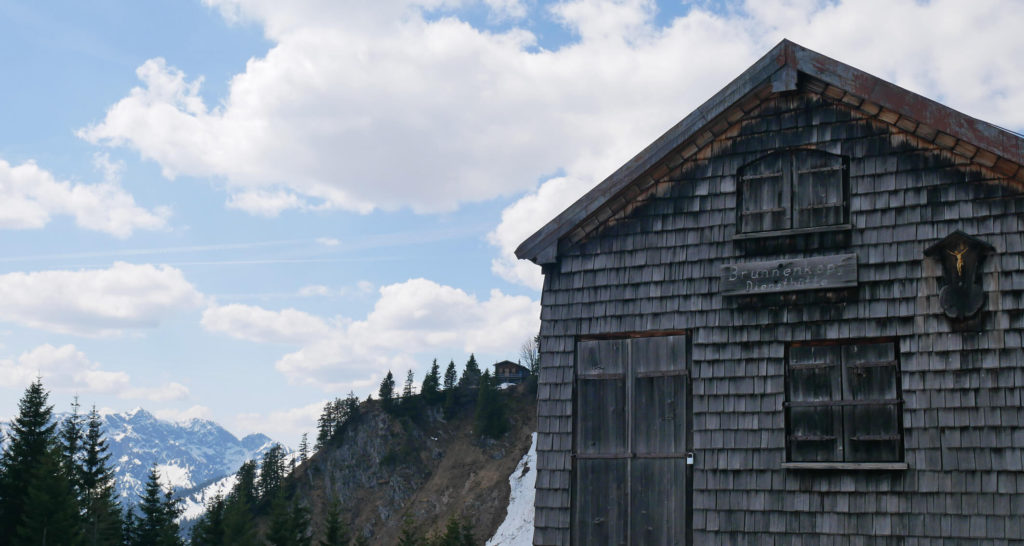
[[576, 459, 628, 545], [630, 459, 688, 545]]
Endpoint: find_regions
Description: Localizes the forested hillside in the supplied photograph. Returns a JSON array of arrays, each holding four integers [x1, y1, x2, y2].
[[188, 356, 537, 545]]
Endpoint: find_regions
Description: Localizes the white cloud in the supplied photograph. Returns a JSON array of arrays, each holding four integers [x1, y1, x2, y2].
[[0, 343, 190, 401], [121, 382, 190, 402], [154, 405, 212, 422], [297, 284, 331, 297], [0, 157, 169, 237], [232, 400, 326, 449], [315, 237, 340, 247], [201, 303, 333, 344], [77, 1, 1024, 288], [0, 262, 205, 336], [203, 278, 539, 390]]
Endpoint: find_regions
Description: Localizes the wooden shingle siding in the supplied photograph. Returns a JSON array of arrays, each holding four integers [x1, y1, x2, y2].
[[531, 76, 1024, 543]]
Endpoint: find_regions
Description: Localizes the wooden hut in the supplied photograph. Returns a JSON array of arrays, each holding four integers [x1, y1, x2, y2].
[[494, 360, 531, 384], [516, 40, 1024, 544]]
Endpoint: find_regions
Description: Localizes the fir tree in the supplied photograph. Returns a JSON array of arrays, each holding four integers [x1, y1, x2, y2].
[[396, 516, 421, 546], [402, 369, 415, 399], [188, 493, 225, 546], [80, 406, 123, 546], [319, 499, 349, 546], [232, 459, 258, 507], [298, 433, 309, 464], [442, 361, 459, 419], [379, 371, 396, 413], [421, 359, 441, 405], [59, 395, 85, 496], [401, 369, 423, 417], [315, 405, 333, 450], [220, 496, 256, 545], [134, 464, 183, 546], [428, 516, 474, 546], [442, 361, 458, 392], [0, 378, 59, 539], [220, 459, 257, 544], [258, 444, 287, 501], [475, 371, 508, 439], [121, 509, 138, 546], [458, 354, 481, 391], [14, 446, 82, 546], [266, 490, 311, 546], [342, 392, 360, 426]]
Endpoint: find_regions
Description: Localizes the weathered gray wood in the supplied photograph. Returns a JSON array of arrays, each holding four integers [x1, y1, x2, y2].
[[577, 378, 626, 455], [630, 459, 688, 545], [633, 374, 688, 455], [575, 459, 628, 546]]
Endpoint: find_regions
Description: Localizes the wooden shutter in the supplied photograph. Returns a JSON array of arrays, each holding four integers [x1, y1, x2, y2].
[[739, 153, 788, 233], [842, 342, 902, 462], [792, 150, 846, 229], [787, 345, 843, 462]]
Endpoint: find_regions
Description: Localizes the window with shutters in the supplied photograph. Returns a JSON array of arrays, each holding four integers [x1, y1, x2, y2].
[[737, 149, 848, 234], [784, 340, 904, 464]]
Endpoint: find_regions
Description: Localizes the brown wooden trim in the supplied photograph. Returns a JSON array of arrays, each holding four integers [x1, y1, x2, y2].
[[577, 373, 625, 380], [845, 359, 898, 369], [781, 462, 908, 471], [849, 434, 903, 441], [633, 453, 688, 459], [789, 434, 837, 441], [789, 361, 838, 370], [732, 223, 852, 241], [574, 454, 629, 460], [790, 336, 897, 347], [634, 370, 689, 378], [577, 329, 690, 341], [785, 399, 902, 408]]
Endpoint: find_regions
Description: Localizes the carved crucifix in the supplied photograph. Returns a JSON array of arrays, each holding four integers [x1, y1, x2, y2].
[[924, 230, 994, 320]]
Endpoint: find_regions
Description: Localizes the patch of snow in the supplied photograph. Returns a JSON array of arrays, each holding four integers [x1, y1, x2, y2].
[[487, 432, 537, 546], [156, 463, 194, 490], [497, 382, 516, 390], [179, 474, 237, 522]]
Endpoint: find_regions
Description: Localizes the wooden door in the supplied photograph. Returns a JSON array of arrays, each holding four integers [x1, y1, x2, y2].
[[575, 335, 691, 545]]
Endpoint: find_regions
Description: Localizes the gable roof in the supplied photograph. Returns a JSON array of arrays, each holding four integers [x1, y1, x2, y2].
[[515, 39, 1024, 265], [493, 360, 529, 373]]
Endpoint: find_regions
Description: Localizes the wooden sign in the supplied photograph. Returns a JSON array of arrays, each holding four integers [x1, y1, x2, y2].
[[721, 253, 858, 296]]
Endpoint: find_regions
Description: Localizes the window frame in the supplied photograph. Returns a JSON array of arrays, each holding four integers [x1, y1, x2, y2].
[[736, 148, 851, 236], [783, 338, 906, 469]]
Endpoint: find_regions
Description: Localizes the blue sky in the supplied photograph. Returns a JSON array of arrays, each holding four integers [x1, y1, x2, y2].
[[0, 0, 1021, 447]]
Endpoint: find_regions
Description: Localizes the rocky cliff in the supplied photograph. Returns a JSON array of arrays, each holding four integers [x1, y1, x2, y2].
[[284, 385, 536, 544]]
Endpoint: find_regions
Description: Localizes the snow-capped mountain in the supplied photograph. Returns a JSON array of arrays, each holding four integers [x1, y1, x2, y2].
[[102, 408, 283, 506], [1, 408, 285, 507]]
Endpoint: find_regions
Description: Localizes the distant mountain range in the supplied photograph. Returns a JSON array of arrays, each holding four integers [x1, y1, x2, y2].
[[2, 407, 284, 508]]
